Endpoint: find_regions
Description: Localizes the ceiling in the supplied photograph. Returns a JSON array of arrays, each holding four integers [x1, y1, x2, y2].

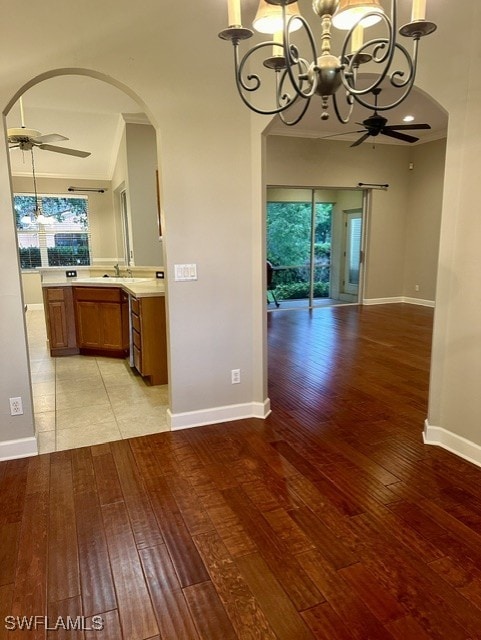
[[5, 64, 448, 183], [6, 76, 146, 180], [266, 77, 448, 144]]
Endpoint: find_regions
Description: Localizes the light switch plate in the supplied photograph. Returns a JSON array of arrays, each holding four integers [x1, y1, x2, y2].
[[174, 264, 197, 281]]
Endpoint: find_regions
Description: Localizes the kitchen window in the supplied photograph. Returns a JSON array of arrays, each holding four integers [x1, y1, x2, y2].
[[14, 194, 91, 270]]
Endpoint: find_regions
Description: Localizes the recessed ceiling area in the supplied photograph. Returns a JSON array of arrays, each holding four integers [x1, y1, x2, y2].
[[6, 75, 147, 180], [265, 78, 448, 145]]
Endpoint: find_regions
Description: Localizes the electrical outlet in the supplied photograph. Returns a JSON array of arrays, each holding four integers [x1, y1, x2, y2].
[[156, 271, 165, 279], [66, 270, 77, 278], [9, 397, 23, 416], [415, 284, 420, 291], [231, 369, 241, 384]]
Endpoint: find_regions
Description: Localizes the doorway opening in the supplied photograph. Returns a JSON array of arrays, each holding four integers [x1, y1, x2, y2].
[[5, 71, 169, 454], [266, 186, 365, 310]]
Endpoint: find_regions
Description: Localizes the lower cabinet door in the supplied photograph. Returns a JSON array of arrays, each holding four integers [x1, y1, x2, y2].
[[100, 303, 124, 350], [76, 301, 101, 348]]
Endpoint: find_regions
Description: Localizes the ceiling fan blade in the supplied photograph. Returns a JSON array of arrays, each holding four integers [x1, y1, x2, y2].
[[38, 143, 91, 158], [381, 129, 419, 144], [318, 130, 365, 140], [33, 133, 69, 144], [383, 123, 431, 131], [350, 132, 371, 147]]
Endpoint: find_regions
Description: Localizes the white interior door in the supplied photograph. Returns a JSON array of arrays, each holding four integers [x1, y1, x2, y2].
[[343, 210, 362, 296]]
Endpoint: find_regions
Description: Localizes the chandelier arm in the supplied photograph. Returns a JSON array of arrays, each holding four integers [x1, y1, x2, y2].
[[234, 41, 297, 115], [283, 13, 320, 99], [349, 42, 417, 111], [332, 90, 355, 125], [340, 23, 396, 96], [278, 95, 312, 126]]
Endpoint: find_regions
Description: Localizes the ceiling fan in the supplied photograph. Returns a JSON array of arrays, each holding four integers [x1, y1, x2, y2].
[[8, 97, 91, 158], [321, 88, 431, 147]]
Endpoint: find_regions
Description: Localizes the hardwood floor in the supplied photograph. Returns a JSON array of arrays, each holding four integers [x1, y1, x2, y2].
[[3, 303, 481, 639]]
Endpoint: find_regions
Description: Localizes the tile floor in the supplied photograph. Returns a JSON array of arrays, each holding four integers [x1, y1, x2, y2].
[[26, 309, 170, 454]]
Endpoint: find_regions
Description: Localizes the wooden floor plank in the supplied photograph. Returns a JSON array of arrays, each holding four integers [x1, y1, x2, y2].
[[301, 602, 357, 640], [10, 490, 49, 640], [148, 481, 210, 588], [193, 530, 278, 639], [0, 523, 20, 586], [297, 549, 395, 640], [110, 441, 164, 550], [101, 501, 158, 640], [235, 552, 315, 640], [0, 584, 14, 640], [47, 595, 83, 640], [139, 544, 200, 640], [91, 448, 124, 506], [223, 486, 324, 611], [48, 452, 80, 603], [71, 445, 117, 619], [183, 581, 236, 640], [84, 610, 122, 640], [0, 459, 29, 526]]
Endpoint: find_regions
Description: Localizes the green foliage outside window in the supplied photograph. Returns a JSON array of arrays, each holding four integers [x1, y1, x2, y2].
[[14, 194, 90, 270], [267, 201, 333, 300]]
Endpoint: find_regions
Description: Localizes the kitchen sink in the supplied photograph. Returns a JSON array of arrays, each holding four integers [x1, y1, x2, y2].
[[74, 276, 153, 284]]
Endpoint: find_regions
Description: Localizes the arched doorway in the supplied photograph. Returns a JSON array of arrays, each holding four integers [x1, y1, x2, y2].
[[5, 70, 169, 454]]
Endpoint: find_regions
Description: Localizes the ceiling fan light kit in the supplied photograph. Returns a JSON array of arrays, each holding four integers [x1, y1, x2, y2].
[[219, 0, 437, 127]]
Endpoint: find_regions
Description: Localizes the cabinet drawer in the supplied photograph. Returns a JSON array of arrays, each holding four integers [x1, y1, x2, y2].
[[74, 286, 121, 302], [46, 287, 66, 302], [133, 328, 142, 350], [131, 312, 141, 334], [133, 345, 142, 373], [131, 297, 140, 315]]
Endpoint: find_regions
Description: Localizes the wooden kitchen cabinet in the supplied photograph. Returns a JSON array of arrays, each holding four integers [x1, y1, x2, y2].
[[42, 286, 79, 356], [73, 286, 129, 357], [130, 295, 168, 385]]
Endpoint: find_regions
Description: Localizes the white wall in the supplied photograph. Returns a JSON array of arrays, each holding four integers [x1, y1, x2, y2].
[[125, 123, 162, 266], [266, 135, 412, 301], [403, 139, 446, 302]]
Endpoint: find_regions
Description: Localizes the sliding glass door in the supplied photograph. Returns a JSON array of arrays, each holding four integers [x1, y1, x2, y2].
[[266, 187, 364, 309]]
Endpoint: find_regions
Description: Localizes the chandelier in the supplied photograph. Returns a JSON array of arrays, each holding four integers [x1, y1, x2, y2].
[[218, 0, 437, 125]]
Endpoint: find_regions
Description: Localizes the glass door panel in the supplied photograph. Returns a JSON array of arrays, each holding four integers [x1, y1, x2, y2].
[[343, 211, 362, 296], [312, 199, 333, 302], [267, 188, 363, 309], [266, 188, 312, 307]]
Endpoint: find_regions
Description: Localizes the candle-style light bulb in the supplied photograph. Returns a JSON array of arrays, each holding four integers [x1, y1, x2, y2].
[[273, 30, 283, 56], [351, 24, 363, 53], [228, 0, 242, 26], [411, 0, 426, 21]]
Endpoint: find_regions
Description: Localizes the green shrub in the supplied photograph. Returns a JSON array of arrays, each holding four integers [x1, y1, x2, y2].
[[273, 281, 329, 300], [19, 247, 41, 269]]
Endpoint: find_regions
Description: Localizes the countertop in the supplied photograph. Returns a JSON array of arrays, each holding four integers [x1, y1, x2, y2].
[[41, 277, 165, 299]]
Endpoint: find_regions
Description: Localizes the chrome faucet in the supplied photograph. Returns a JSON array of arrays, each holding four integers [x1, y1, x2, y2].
[[127, 268, 133, 278], [114, 263, 120, 277]]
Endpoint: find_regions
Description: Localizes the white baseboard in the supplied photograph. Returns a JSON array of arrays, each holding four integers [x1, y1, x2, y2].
[[363, 297, 404, 305], [423, 420, 481, 469], [403, 297, 435, 308], [168, 399, 271, 431], [0, 436, 38, 461], [25, 303, 44, 311], [363, 296, 435, 307]]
